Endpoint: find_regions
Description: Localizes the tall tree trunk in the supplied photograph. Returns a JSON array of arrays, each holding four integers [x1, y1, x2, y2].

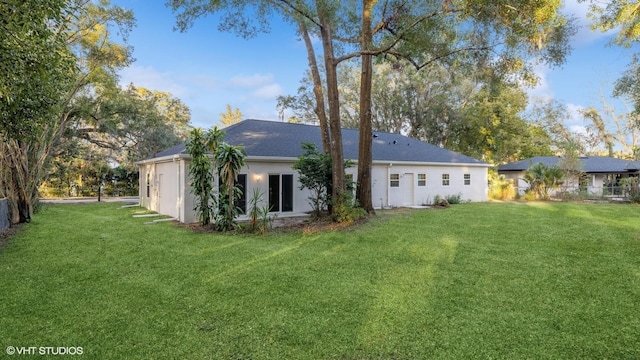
[[298, 20, 331, 154], [317, 9, 345, 212], [357, 0, 375, 214], [1, 112, 68, 224], [2, 140, 33, 223]]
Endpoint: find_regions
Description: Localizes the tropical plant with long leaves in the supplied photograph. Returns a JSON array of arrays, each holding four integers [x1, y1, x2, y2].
[[524, 162, 564, 200], [185, 128, 215, 226], [247, 188, 272, 234], [215, 142, 246, 231]]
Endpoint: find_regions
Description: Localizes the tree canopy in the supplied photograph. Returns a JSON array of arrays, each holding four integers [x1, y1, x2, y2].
[[169, 0, 575, 217], [220, 104, 243, 127], [1, 0, 191, 224], [0, 0, 76, 141]]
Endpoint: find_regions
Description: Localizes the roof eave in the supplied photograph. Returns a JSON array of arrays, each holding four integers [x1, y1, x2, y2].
[[135, 153, 190, 165], [372, 159, 490, 167]]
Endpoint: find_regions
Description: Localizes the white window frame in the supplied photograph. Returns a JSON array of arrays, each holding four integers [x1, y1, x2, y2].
[[390, 173, 400, 187], [442, 173, 450, 186], [418, 173, 426, 187]]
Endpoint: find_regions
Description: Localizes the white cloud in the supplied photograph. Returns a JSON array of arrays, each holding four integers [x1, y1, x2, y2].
[[118, 65, 190, 98], [251, 84, 284, 100], [563, 0, 617, 47], [566, 102, 586, 130], [526, 64, 554, 100], [119, 67, 287, 126], [190, 74, 221, 92], [569, 124, 588, 135], [228, 73, 274, 88]]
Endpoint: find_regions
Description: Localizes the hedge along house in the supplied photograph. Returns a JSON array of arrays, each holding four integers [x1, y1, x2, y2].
[[497, 156, 640, 196], [137, 119, 489, 223]]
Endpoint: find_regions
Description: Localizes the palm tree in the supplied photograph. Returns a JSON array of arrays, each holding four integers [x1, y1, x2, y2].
[[524, 162, 564, 200], [216, 143, 246, 231]]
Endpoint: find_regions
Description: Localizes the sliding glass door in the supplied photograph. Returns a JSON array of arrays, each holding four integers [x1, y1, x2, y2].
[[268, 174, 293, 213]]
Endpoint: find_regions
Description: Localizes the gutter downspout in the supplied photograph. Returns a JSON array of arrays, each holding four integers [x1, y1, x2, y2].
[[174, 155, 181, 223], [387, 163, 392, 208]]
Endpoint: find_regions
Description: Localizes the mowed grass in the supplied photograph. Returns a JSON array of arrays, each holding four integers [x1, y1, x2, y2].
[[1, 202, 639, 359]]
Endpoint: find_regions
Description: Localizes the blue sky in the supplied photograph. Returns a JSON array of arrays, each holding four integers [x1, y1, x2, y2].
[[113, 0, 637, 132]]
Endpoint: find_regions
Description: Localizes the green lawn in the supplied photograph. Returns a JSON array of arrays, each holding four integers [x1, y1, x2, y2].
[[1, 202, 639, 359]]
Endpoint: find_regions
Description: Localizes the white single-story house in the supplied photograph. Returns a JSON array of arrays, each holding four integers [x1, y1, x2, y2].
[[137, 119, 489, 223], [497, 156, 640, 196]]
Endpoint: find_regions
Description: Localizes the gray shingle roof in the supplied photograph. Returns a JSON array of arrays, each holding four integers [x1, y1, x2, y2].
[[498, 156, 640, 173], [151, 119, 486, 165]]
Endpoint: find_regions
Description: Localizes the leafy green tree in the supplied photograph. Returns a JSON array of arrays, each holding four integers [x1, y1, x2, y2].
[[527, 97, 589, 155], [63, 84, 191, 167], [185, 126, 246, 230], [288, 60, 554, 164], [556, 140, 584, 191], [120, 85, 192, 161], [454, 84, 547, 164], [584, 0, 640, 135], [584, 0, 640, 46], [215, 142, 246, 231], [0, 0, 77, 223], [0, 0, 76, 141], [219, 104, 243, 127], [292, 143, 332, 218], [614, 54, 640, 117], [580, 96, 639, 158], [186, 128, 215, 226], [1, 0, 135, 224]]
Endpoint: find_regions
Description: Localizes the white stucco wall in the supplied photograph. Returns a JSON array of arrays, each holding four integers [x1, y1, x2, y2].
[[139, 158, 189, 222], [140, 156, 489, 223], [178, 159, 317, 224], [243, 160, 315, 213], [371, 162, 488, 208]]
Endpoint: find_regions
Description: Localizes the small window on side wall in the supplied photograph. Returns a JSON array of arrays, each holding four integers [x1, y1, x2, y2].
[[418, 173, 426, 186], [390, 173, 400, 187], [464, 173, 471, 185], [442, 174, 450, 186]]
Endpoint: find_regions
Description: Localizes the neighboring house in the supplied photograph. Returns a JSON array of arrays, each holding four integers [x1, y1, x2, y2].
[[498, 156, 640, 195], [137, 119, 489, 223]]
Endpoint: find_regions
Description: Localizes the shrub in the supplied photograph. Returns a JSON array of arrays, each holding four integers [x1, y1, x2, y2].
[[292, 143, 331, 218], [247, 188, 273, 234], [332, 193, 366, 224], [488, 173, 515, 200], [445, 193, 463, 204], [523, 190, 537, 201]]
